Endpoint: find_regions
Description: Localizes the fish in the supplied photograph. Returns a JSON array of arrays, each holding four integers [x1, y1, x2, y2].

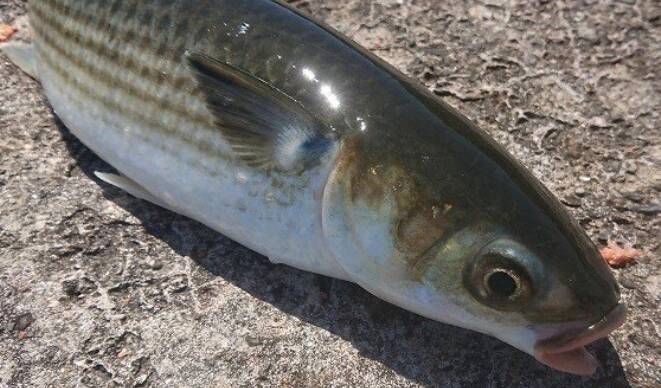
[[2, 0, 625, 376]]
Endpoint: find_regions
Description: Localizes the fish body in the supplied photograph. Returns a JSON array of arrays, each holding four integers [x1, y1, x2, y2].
[[30, 0, 352, 279], [9, 0, 624, 375]]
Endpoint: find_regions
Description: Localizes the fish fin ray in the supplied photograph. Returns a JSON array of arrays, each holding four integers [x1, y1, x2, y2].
[[95, 171, 179, 213], [1, 42, 39, 79], [186, 51, 335, 172]]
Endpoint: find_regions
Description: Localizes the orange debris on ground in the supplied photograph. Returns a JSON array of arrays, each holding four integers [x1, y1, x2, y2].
[[0, 24, 17, 42], [600, 240, 641, 268], [117, 349, 131, 359]]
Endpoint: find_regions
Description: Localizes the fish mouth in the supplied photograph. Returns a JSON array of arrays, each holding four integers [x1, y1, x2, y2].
[[533, 303, 627, 375]]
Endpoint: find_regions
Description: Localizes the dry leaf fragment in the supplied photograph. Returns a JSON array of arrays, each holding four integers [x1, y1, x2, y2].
[[0, 24, 17, 42], [600, 240, 641, 268]]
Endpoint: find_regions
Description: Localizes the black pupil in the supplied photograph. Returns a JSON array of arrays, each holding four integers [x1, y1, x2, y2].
[[487, 271, 517, 297]]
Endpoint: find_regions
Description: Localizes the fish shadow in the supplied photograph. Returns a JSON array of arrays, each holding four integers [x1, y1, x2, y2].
[[56, 121, 630, 388]]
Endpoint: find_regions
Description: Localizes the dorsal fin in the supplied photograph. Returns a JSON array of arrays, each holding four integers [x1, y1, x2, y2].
[[186, 51, 335, 172]]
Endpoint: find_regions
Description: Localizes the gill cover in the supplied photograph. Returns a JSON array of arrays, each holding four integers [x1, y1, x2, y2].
[[321, 145, 403, 286], [320, 141, 455, 319]]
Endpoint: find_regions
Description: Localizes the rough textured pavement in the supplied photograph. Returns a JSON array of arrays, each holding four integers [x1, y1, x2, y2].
[[1, 0, 659, 386]]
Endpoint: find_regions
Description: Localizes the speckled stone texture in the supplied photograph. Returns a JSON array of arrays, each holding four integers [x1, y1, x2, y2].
[[1, 0, 659, 386]]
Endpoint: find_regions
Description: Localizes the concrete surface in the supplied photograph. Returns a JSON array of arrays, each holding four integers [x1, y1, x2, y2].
[[1, 0, 659, 386]]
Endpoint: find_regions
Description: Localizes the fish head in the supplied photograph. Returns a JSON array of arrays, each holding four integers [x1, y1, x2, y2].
[[322, 94, 624, 375], [418, 223, 625, 376]]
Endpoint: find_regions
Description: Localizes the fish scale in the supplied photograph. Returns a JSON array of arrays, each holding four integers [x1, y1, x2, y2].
[[31, 1, 212, 139], [4, 0, 624, 376]]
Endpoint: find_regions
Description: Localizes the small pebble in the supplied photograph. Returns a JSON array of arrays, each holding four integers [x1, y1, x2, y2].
[[613, 214, 633, 225], [597, 232, 610, 243], [15, 313, 34, 331], [106, 313, 127, 322], [619, 278, 636, 290], [562, 194, 582, 208], [147, 259, 163, 270], [632, 203, 661, 215], [245, 335, 263, 347], [622, 160, 637, 174]]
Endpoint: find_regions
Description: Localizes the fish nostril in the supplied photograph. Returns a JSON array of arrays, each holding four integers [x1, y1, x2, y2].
[[575, 284, 620, 319]]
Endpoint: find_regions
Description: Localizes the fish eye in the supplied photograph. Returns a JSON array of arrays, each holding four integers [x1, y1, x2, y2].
[[485, 269, 519, 298], [464, 253, 532, 311]]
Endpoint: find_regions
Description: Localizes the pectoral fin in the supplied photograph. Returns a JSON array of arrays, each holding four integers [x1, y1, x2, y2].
[[186, 51, 336, 173], [1, 43, 39, 79]]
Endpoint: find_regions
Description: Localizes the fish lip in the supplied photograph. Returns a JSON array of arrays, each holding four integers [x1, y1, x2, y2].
[[533, 303, 627, 374], [534, 303, 627, 355]]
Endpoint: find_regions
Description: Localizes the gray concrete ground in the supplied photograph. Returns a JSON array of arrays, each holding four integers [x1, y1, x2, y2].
[[1, 0, 659, 386]]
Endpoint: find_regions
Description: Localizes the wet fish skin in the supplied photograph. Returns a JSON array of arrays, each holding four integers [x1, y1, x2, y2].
[[16, 0, 624, 375]]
